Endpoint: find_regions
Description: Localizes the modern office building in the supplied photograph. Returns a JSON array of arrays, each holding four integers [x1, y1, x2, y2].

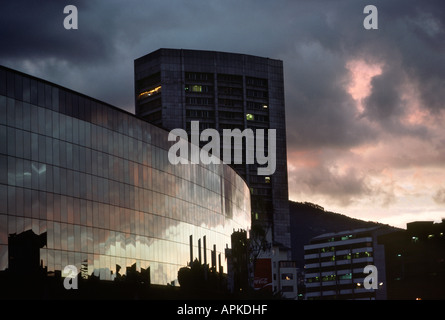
[[0, 65, 251, 288], [378, 220, 445, 300], [134, 48, 290, 250], [304, 227, 392, 300]]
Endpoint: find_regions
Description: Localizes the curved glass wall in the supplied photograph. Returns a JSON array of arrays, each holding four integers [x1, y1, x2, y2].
[[0, 66, 251, 285]]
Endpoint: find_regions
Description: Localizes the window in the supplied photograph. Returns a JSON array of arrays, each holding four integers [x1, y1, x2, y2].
[[186, 97, 211, 105], [191, 85, 202, 92], [247, 89, 268, 98], [246, 114, 254, 121], [281, 273, 293, 280], [322, 274, 335, 282], [186, 72, 213, 82], [137, 86, 161, 100], [264, 176, 270, 183], [185, 85, 209, 92], [246, 77, 267, 87], [339, 273, 352, 280]]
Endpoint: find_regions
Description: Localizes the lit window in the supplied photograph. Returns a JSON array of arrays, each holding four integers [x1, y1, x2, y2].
[[265, 176, 271, 183], [192, 85, 202, 92], [246, 113, 254, 121], [340, 273, 352, 280], [138, 86, 161, 100], [263, 105, 268, 109], [281, 273, 293, 280]]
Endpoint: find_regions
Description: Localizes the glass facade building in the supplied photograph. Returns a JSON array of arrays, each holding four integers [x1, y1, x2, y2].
[[0, 65, 251, 286]]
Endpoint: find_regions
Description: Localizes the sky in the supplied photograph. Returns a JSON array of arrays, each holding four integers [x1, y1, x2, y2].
[[1, 0, 445, 229]]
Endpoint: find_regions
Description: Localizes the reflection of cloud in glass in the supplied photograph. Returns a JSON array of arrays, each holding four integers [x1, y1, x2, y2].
[[0, 67, 251, 288]]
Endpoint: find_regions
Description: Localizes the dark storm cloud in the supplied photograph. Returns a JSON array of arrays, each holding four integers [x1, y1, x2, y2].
[[2, 0, 445, 218], [364, 0, 445, 115], [1, 0, 444, 141], [0, 1, 116, 65], [283, 0, 445, 151]]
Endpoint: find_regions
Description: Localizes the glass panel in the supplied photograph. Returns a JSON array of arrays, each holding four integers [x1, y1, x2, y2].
[[0, 154, 6, 185], [23, 188, 31, 218], [15, 186, 23, 216], [0, 69, 6, 96], [30, 79, 38, 105], [0, 245, 7, 271], [0, 215, 7, 244], [8, 214, 16, 235], [67, 223, 74, 251], [52, 194, 60, 223], [31, 132, 38, 162], [0, 185, 6, 214], [61, 222, 67, 250], [8, 186, 16, 216], [31, 189, 39, 219], [23, 130, 31, 160], [46, 193, 53, 221], [47, 249, 54, 272], [37, 81, 45, 107], [45, 84, 52, 108], [6, 72, 14, 98], [52, 111, 59, 139], [15, 100, 23, 130], [52, 87, 59, 111], [0, 125, 6, 155], [7, 127, 15, 157], [14, 74, 23, 101], [39, 191, 47, 221]]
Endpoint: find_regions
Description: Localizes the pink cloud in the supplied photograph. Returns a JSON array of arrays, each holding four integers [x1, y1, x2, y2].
[[287, 58, 445, 228], [346, 59, 382, 114]]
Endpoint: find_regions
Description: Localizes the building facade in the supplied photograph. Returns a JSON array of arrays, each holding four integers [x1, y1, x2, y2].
[[253, 246, 299, 299], [0, 65, 251, 287], [304, 227, 391, 300], [378, 220, 445, 300], [134, 48, 290, 250]]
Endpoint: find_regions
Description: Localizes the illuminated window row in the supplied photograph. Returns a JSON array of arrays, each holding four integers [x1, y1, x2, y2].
[[137, 86, 162, 100]]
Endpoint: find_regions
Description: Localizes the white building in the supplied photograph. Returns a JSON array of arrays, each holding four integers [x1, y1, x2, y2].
[[304, 227, 392, 300]]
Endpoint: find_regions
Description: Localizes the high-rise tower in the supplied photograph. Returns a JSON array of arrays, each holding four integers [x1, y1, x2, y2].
[[134, 48, 290, 249]]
